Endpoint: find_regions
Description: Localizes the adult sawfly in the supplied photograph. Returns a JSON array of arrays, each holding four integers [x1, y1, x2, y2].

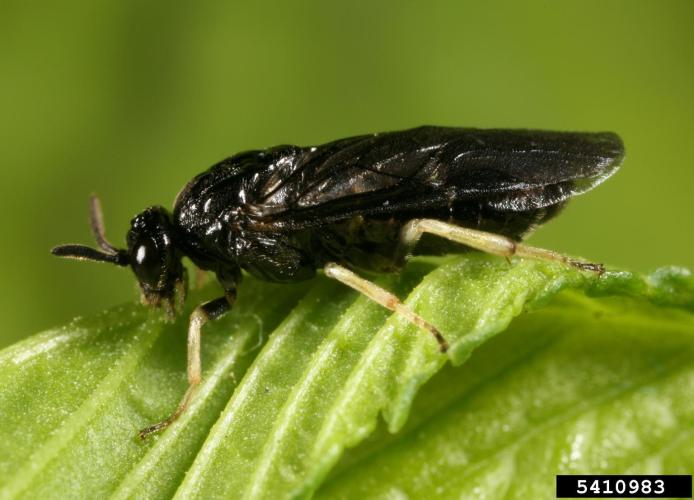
[[52, 126, 625, 437]]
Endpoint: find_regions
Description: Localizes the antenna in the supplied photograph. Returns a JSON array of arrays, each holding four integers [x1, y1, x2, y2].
[[51, 244, 128, 266], [51, 194, 129, 266], [90, 194, 119, 254]]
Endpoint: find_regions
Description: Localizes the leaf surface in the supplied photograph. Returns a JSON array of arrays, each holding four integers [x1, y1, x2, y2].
[[0, 255, 692, 499]]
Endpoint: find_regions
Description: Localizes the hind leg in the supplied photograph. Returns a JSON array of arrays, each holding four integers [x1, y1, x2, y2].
[[393, 219, 604, 273]]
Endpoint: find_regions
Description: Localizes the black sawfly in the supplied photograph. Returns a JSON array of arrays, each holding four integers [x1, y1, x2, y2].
[[52, 126, 625, 438]]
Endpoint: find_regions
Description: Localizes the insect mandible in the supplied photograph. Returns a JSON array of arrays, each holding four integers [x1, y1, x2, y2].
[[52, 126, 625, 438]]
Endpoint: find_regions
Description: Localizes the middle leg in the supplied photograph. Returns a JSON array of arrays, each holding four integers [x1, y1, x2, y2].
[[324, 262, 449, 352]]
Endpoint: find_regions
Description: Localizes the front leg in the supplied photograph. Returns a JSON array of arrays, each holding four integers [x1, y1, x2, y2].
[[138, 293, 235, 439]]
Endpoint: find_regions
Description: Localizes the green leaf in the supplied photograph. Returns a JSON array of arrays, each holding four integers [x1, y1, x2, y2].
[[0, 255, 692, 499], [315, 293, 694, 498]]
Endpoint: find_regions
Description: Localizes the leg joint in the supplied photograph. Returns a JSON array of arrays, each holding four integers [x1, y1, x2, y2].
[[400, 218, 425, 243]]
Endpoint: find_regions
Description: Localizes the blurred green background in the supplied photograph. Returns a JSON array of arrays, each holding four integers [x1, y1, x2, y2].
[[1, 1, 693, 348]]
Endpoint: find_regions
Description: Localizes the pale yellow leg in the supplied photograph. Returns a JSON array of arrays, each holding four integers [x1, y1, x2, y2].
[[138, 307, 208, 439], [324, 262, 449, 352], [398, 219, 604, 273]]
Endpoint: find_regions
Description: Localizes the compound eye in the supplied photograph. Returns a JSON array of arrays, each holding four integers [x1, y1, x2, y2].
[[132, 238, 164, 287]]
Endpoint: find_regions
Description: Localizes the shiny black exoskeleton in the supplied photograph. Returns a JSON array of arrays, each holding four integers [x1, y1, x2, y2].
[[52, 126, 624, 438], [54, 126, 624, 312], [172, 126, 622, 288]]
